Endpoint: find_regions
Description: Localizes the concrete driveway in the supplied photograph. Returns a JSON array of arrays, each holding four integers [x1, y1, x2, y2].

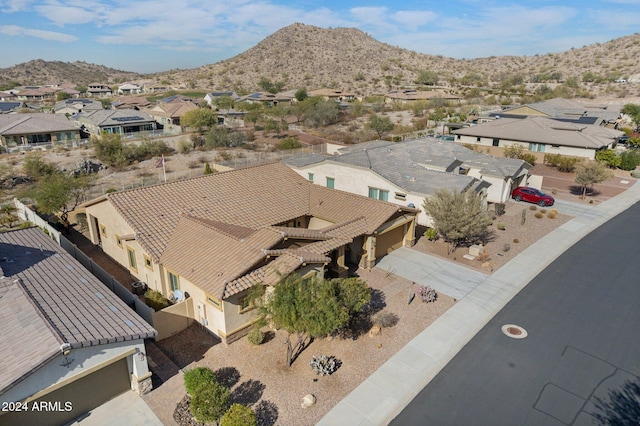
[[67, 391, 162, 426], [375, 247, 489, 300]]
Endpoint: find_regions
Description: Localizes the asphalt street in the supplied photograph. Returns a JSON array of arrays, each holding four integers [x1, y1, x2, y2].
[[391, 202, 640, 425]]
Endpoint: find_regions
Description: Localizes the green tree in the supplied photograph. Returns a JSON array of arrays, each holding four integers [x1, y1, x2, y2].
[[304, 98, 340, 128], [367, 114, 394, 139], [56, 91, 72, 101], [575, 161, 614, 199], [22, 153, 58, 178], [220, 404, 257, 426], [25, 171, 94, 223], [422, 189, 492, 254], [203, 162, 214, 175], [621, 104, 640, 131], [92, 133, 129, 169], [595, 149, 621, 168], [252, 274, 370, 367], [74, 85, 88, 94], [215, 95, 235, 111], [416, 70, 439, 86], [619, 150, 640, 171], [180, 108, 218, 133], [294, 88, 308, 102]]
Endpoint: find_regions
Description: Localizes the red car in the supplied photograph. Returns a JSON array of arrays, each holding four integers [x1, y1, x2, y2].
[[511, 187, 555, 206]]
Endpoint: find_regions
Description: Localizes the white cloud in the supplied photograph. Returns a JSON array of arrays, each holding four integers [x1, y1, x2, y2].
[[0, 24, 77, 42], [0, 0, 34, 12], [390, 11, 437, 29]]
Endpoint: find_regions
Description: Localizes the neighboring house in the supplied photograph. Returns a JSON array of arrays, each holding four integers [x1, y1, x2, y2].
[[53, 98, 103, 115], [0, 91, 18, 101], [0, 113, 80, 148], [452, 116, 624, 160], [144, 82, 169, 93], [112, 96, 153, 110], [145, 95, 199, 129], [82, 163, 417, 344], [238, 91, 294, 107], [118, 83, 143, 95], [496, 97, 621, 127], [309, 88, 356, 102], [87, 83, 113, 97], [284, 138, 529, 226], [204, 91, 240, 107], [0, 101, 28, 114], [74, 109, 157, 136], [0, 227, 156, 426], [14, 87, 55, 102], [385, 89, 461, 105]]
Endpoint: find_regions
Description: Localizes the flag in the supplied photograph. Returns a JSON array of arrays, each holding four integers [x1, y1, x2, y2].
[[155, 156, 164, 168]]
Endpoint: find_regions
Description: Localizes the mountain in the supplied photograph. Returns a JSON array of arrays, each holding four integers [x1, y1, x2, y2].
[[1, 24, 639, 95]]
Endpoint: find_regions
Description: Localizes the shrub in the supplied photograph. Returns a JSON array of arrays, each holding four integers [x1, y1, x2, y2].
[[513, 238, 520, 243], [550, 209, 558, 215], [494, 203, 505, 216], [310, 355, 339, 376], [247, 328, 265, 345], [372, 311, 399, 328], [190, 381, 230, 423], [520, 153, 537, 166], [279, 136, 302, 150], [415, 285, 437, 303], [547, 211, 557, 219], [184, 367, 217, 395], [540, 209, 547, 214], [220, 404, 257, 426], [529, 205, 537, 211], [144, 289, 170, 311], [619, 150, 640, 171], [496, 223, 506, 230], [177, 138, 193, 154], [424, 228, 438, 241], [105, 188, 117, 194], [535, 212, 544, 219]]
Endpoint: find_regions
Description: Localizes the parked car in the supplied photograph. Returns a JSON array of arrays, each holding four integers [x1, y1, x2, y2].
[[511, 187, 555, 206]]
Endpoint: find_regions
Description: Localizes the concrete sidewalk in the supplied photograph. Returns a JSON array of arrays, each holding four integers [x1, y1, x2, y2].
[[318, 183, 640, 426]]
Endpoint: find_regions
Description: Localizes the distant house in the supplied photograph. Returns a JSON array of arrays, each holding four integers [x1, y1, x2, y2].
[[385, 89, 461, 105], [118, 83, 143, 95], [53, 98, 103, 115], [0, 91, 18, 102], [0, 101, 28, 114], [112, 96, 153, 110], [0, 227, 156, 426], [204, 91, 240, 107], [309, 88, 356, 102], [87, 83, 113, 97], [284, 138, 529, 226], [452, 116, 624, 160], [0, 113, 80, 148], [82, 163, 417, 344], [145, 95, 199, 129], [14, 87, 55, 102], [144, 82, 169, 93], [74, 109, 157, 136], [238, 91, 294, 107]]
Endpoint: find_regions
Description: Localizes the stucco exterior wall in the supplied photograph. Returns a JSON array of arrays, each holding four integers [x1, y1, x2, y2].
[[455, 135, 598, 160]]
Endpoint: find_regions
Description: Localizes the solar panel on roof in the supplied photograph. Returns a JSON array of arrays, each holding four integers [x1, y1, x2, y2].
[[112, 116, 145, 121]]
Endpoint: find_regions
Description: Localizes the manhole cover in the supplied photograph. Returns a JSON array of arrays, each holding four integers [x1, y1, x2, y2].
[[501, 324, 528, 339]]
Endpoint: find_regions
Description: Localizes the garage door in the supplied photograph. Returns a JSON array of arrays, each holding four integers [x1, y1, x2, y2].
[[375, 226, 405, 258], [2, 357, 130, 426]]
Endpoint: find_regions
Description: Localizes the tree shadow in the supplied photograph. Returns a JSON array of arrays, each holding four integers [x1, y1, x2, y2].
[[569, 185, 601, 197], [230, 379, 266, 406], [255, 400, 279, 426], [591, 377, 640, 425], [214, 366, 240, 389], [335, 289, 387, 340], [262, 330, 276, 344]]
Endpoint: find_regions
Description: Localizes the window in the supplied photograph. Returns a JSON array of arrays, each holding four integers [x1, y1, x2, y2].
[[368, 187, 389, 201], [476, 137, 481, 142], [144, 254, 153, 271], [115, 234, 122, 248], [126, 246, 137, 271], [529, 143, 546, 152], [238, 296, 254, 313], [326, 177, 335, 188], [492, 139, 500, 147], [308, 172, 314, 182], [99, 224, 107, 237], [168, 271, 180, 291]]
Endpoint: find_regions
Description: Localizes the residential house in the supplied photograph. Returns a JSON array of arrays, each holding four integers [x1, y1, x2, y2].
[[53, 98, 103, 116], [238, 91, 294, 107], [204, 91, 240, 107], [14, 87, 55, 102], [385, 89, 461, 105], [309, 89, 356, 102], [82, 163, 417, 344], [0, 101, 28, 114], [74, 109, 157, 136], [0, 91, 18, 102], [144, 82, 169, 93], [0, 113, 80, 148], [452, 116, 624, 160], [112, 96, 153, 110], [0, 227, 156, 426], [284, 138, 529, 226], [118, 83, 143, 95], [145, 95, 199, 130], [87, 83, 113, 97]]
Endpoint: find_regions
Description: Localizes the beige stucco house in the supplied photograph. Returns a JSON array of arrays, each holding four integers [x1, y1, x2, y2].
[[82, 163, 417, 344]]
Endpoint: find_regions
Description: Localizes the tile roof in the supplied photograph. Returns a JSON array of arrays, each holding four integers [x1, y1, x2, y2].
[[91, 163, 412, 298], [0, 227, 156, 394], [75, 108, 154, 126], [453, 116, 623, 149], [0, 113, 78, 135]]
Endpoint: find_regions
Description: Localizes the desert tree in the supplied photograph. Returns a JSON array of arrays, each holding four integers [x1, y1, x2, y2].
[[367, 114, 394, 139], [416, 70, 439, 86], [180, 108, 218, 133], [621, 103, 640, 131], [251, 274, 370, 367], [422, 188, 492, 254], [575, 161, 613, 199]]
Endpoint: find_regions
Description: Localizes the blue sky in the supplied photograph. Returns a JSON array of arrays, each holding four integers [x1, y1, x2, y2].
[[1, 0, 639, 73]]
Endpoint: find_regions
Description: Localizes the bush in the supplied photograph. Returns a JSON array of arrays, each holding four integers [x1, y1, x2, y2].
[[529, 205, 537, 211], [520, 153, 537, 166], [539, 209, 547, 214], [372, 311, 399, 328], [544, 153, 582, 172], [494, 203, 505, 216], [190, 381, 230, 423], [424, 228, 438, 241], [177, 138, 193, 154], [497, 223, 506, 230], [247, 328, 265, 345], [535, 212, 544, 219], [279, 136, 302, 150], [513, 238, 520, 243], [415, 285, 437, 303], [619, 150, 640, 171], [547, 211, 557, 219], [220, 404, 257, 426], [310, 355, 339, 376], [144, 289, 170, 311], [184, 367, 217, 395]]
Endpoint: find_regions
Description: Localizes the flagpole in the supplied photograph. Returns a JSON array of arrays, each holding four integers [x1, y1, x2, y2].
[[162, 154, 167, 183]]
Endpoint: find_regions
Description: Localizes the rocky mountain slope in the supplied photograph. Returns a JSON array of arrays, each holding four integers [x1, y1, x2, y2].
[[1, 23, 639, 96]]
